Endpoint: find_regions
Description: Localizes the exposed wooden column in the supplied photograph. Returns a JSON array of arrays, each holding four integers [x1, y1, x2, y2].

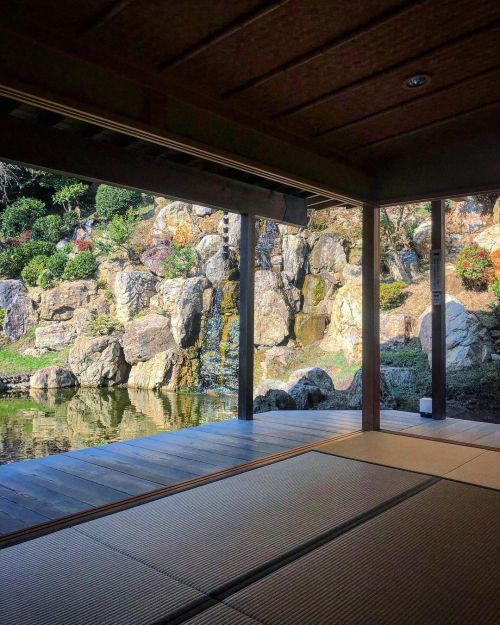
[[431, 199, 447, 419], [362, 204, 380, 431], [238, 214, 256, 420]]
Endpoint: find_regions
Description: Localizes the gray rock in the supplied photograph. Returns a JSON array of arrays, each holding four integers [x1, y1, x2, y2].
[[287, 367, 335, 394], [286, 368, 335, 409], [413, 221, 432, 260], [140, 243, 172, 277], [204, 248, 238, 285], [342, 263, 362, 285], [192, 205, 213, 217], [40, 280, 97, 321], [128, 350, 178, 390], [347, 369, 397, 409], [196, 234, 223, 260], [282, 234, 307, 284], [310, 234, 346, 281], [253, 389, 297, 414], [0, 279, 25, 309], [69, 335, 129, 387], [254, 270, 291, 347], [4, 295, 36, 341], [30, 366, 77, 389], [35, 321, 77, 351], [113, 270, 158, 323], [121, 313, 175, 364]]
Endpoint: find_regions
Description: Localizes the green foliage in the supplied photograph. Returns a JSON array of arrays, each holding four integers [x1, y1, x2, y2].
[[46, 251, 68, 278], [0, 241, 56, 278], [455, 243, 494, 291], [38, 269, 54, 290], [163, 244, 197, 278], [31, 214, 63, 244], [52, 182, 87, 211], [87, 314, 123, 336], [95, 185, 142, 220], [379, 281, 407, 310], [490, 280, 500, 299], [0, 307, 5, 330], [21, 255, 48, 286], [62, 210, 78, 235], [1, 197, 46, 236], [63, 250, 98, 280], [103, 289, 115, 302], [95, 209, 139, 259]]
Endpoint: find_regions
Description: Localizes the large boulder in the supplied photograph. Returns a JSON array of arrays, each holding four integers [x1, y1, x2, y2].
[[413, 221, 432, 260], [282, 234, 307, 284], [342, 263, 362, 285], [196, 234, 223, 260], [301, 273, 335, 315], [294, 312, 328, 346], [128, 350, 178, 390], [0, 279, 25, 309], [69, 335, 128, 387], [474, 224, 500, 253], [40, 280, 97, 321], [30, 366, 77, 389], [321, 284, 362, 360], [418, 295, 492, 369], [4, 295, 36, 341], [204, 248, 239, 284], [35, 321, 77, 351], [347, 369, 397, 409], [310, 234, 346, 281], [380, 312, 410, 345], [156, 276, 209, 346], [140, 242, 172, 277], [253, 389, 297, 414], [121, 313, 175, 364], [254, 270, 291, 347], [286, 367, 335, 409], [113, 270, 158, 323], [150, 201, 195, 245]]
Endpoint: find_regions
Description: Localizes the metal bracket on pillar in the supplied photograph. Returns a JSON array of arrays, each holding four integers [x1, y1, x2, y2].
[[362, 204, 380, 431], [238, 213, 256, 420], [431, 199, 446, 419]]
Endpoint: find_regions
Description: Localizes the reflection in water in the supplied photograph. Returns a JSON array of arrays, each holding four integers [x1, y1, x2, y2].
[[0, 388, 238, 464]]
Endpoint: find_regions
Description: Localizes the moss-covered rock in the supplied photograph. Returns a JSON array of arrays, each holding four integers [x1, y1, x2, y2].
[[302, 274, 326, 307], [294, 312, 328, 346]]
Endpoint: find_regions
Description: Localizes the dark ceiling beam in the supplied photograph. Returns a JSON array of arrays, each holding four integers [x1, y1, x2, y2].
[[222, 0, 424, 99], [347, 99, 500, 153], [312, 64, 500, 139], [272, 19, 500, 120], [157, 0, 288, 72], [306, 198, 347, 210], [81, 0, 133, 35], [0, 113, 308, 226]]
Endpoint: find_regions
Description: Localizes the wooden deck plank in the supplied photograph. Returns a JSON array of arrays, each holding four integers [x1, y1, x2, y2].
[[0, 496, 50, 535]]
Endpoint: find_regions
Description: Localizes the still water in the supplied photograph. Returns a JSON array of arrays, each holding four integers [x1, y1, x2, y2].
[[0, 388, 238, 465]]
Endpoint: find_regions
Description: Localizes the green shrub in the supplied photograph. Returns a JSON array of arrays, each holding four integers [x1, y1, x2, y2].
[[62, 211, 79, 236], [491, 280, 500, 299], [163, 244, 197, 278], [95, 185, 142, 220], [96, 209, 139, 260], [1, 197, 46, 236], [380, 281, 407, 310], [0, 307, 5, 330], [21, 255, 48, 286], [46, 251, 68, 278], [52, 182, 87, 211], [31, 214, 63, 244], [87, 314, 123, 336], [38, 269, 54, 290], [455, 243, 494, 291], [63, 251, 98, 280], [0, 241, 56, 278]]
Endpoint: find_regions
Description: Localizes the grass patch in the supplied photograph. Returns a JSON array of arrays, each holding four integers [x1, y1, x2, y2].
[[0, 329, 68, 375]]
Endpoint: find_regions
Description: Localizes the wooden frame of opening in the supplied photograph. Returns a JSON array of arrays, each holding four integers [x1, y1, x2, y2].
[[431, 199, 447, 419]]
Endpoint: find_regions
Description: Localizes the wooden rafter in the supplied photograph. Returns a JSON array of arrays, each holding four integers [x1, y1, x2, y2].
[[81, 0, 134, 35]]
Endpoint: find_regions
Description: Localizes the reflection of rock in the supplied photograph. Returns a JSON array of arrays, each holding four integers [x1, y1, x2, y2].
[[253, 389, 297, 414], [321, 284, 362, 360], [40, 280, 97, 320], [128, 350, 178, 390], [113, 270, 158, 323], [30, 366, 77, 389], [418, 295, 492, 369], [69, 335, 129, 386], [122, 313, 175, 364], [35, 321, 77, 350], [4, 295, 36, 341], [254, 270, 291, 347]]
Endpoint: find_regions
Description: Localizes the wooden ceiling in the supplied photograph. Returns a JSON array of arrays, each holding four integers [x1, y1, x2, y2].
[[0, 1, 499, 203]]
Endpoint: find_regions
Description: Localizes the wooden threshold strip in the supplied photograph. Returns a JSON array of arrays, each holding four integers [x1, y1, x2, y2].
[[0, 431, 360, 550], [380, 429, 499, 452]]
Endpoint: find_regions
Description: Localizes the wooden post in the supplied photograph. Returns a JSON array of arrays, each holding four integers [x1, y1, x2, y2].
[[362, 204, 380, 430], [238, 213, 256, 420], [431, 199, 446, 419]]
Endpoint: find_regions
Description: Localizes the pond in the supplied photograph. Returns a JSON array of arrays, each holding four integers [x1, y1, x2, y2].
[[0, 388, 238, 465]]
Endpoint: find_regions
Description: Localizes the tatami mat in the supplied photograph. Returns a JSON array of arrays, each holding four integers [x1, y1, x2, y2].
[[183, 604, 264, 625], [76, 451, 430, 594], [226, 480, 500, 625], [316, 431, 486, 476], [0, 527, 205, 625], [444, 450, 500, 490]]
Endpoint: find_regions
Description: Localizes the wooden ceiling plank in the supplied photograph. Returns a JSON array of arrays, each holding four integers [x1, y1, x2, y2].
[[347, 99, 500, 153], [222, 0, 425, 99], [272, 18, 500, 120], [0, 112, 308, 226], [81, 0, 134, 35], [306, 198, 346, 209], [157, 0, 289, 72], [312, 63, 500, 139]]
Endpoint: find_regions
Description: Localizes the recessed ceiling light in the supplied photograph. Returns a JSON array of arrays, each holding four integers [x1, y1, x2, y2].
[[404, 74, 430, 89]]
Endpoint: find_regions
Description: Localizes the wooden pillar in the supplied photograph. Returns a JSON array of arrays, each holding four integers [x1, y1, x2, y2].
[[431, 200, 446, 419], [238, 213, 256, 420], [362, 204, 381, 431]]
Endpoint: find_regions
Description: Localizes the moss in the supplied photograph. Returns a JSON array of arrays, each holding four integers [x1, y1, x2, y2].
[[294, 313, 328, 346], [220, 281, 239, 312], [302, 274, 326, 306]]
